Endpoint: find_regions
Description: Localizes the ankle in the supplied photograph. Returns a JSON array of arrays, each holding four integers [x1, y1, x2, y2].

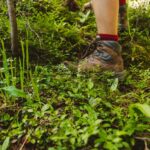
[[97, 34, 119, 42]]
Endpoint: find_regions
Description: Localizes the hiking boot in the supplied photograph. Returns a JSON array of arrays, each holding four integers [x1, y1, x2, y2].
[[78, 36, 125, 78], [119, 5, 128, 32]]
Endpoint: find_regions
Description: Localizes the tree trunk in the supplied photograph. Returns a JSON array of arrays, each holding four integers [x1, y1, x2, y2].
[[6, 0, 19, 56]]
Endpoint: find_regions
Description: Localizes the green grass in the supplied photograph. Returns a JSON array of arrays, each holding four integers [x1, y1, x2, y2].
[[0, 0, 150, 150]]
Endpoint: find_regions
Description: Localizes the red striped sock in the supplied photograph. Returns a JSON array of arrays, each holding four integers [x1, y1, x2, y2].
[[119, 0, 126, 6], [97, 34, 119, 41]]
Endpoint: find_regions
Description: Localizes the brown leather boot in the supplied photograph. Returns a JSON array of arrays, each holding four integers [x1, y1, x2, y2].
[[78, 36, 125, 77]]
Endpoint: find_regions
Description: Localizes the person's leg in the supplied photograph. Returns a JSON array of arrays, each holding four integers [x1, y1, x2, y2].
[[83, 0, 128, 32], [79, 0, 125, 78], [92, 0, 119, 36]]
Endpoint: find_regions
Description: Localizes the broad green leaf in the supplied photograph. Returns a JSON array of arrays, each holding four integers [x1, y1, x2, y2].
[[42, 104, 50, 112], [2, 86, 27, 98], [2, 137, 10, 150], [130, 103, 150, 118], [79, 11, 90, 23], [48, 148, 55, 150], [110, 78, 118, 92], [88, 79, 94, 90]]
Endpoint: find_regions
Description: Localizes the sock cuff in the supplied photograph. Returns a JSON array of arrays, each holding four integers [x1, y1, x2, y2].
[[97, 34, 119, 41], [119, 0, 126, 6]]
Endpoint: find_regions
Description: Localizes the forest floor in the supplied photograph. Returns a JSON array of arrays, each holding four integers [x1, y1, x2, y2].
[[0, 0, 150, 150]]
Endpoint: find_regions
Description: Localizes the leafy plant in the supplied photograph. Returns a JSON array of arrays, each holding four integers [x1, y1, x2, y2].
[[0, 0, 150, 150]]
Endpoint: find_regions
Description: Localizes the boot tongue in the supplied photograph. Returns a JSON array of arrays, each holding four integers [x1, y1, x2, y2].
[[102, 41, 122, 54], [95, 37, 122, 54]]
